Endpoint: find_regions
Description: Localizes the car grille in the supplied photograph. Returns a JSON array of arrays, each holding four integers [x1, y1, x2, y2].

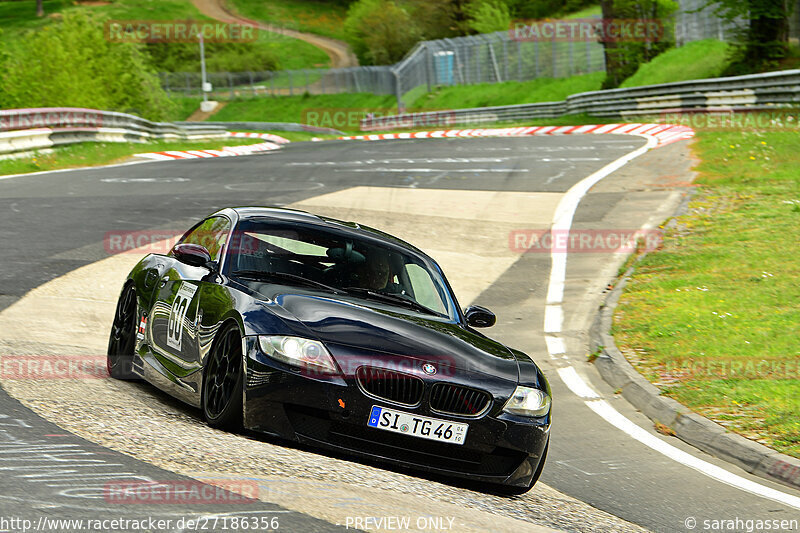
[[356, 366, 424, 406], [285, 405, 526, 477], [430, 383, 491, 416]]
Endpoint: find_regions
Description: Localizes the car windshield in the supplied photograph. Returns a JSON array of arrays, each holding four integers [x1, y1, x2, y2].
[[228, 219, 456, 319]]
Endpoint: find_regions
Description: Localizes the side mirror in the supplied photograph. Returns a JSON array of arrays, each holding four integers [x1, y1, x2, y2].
[[464, 305, 496, 328], [173, 243, 213, 269]]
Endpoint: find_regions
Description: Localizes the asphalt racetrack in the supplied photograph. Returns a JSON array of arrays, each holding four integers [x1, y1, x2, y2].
[[1, 135, 798, 532]]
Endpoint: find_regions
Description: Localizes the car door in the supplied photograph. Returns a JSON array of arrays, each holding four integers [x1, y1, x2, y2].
[[150, 216, 232, 378]]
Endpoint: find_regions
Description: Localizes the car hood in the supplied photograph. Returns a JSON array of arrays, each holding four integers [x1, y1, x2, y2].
[[247, 285, 521, 382]]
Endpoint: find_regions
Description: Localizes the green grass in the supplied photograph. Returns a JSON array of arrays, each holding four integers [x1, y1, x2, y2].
[[166, 96, 204, 121], [0, 137, 263, 176], [229, 0, 348, 41], [210, 92, 397, 129], [613, 123, 800, 457], [620, 40, 734, 88], [409, 73, 605, 109], [0, 0, 330, 71], [0, 0, 71, 32], [564, 5, 602, 18]]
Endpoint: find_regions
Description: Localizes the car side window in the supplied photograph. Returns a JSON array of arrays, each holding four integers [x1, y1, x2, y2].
[[180, 217, 231, 262], [404, 263, 447, 314]]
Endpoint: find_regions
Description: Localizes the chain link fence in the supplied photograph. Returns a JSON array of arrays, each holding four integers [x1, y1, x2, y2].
[[161, 2, 800, 106], [160, 66, 396, 99], [675, 0, 744, 44], [392, 31, 605, 108], [160, 28, 605, 106]]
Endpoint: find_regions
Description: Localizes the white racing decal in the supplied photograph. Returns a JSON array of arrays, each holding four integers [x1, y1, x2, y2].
[[166, 282, 198, 351]]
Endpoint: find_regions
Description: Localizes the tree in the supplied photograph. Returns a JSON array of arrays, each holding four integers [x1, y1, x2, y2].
[[344, 0, 422, 64], [706, 0, 793, 72], [466, 0, 512, 34], [36, 0, 44, 17], [600, 0, 677, 89]]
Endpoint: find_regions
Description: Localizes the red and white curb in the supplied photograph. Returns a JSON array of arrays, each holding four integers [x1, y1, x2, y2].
[[337, 123, 695, 147], [135, 132, 291, 161]]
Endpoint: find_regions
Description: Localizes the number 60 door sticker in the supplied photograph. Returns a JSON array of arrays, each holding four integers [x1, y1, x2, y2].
[[167, 282, 198, 351]]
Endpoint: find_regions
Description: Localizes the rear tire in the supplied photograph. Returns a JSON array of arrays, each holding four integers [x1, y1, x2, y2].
[[107, 285, 138, 380], [202, 324, 244, 430]]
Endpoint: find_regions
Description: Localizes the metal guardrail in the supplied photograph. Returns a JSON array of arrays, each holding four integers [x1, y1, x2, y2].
[[361, 69, 800, 130], [0, 108, 228, 157]]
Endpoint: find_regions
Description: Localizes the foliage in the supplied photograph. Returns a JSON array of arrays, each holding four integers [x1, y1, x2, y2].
[[600, 0, 678, 89], [344, 0, 422, 64], [705, 0, 795, 74], [620, 39, 733, 87], [145, 41, 279, 73], [466, 0, 512, 34], [0, 11, 175, 120]]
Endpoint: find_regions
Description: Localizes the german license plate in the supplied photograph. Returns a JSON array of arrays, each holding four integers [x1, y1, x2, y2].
[[367, 406, 468, 445]]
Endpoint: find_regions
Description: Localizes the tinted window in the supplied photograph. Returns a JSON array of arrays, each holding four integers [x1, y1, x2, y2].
[[179, 217, 231, 262], [229, 220, 455, 319]]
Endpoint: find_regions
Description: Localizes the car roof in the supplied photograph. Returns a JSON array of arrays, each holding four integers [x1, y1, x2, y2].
[[213, 206, 427, 256]]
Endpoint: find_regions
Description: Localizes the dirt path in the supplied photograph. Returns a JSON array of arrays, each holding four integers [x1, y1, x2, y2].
[[192, 0, 358, 69]]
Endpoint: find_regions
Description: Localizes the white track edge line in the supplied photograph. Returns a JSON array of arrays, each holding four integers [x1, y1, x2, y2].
[[545, 133, 800, 510]]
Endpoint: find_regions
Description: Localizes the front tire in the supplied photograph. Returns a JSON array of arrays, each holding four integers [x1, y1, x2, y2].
[[107, 285, 138, 380], [202, 324, 243, 430]]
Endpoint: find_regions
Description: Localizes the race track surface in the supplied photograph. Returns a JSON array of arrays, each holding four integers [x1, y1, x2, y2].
[[1, 135, 798, 532]]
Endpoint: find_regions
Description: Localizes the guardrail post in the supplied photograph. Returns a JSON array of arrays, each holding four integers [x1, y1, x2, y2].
[[569, 39, 575, 75], [426, 45, 432, 92], [228, 72, 234, 98], [288, 70, 293, 96], [305, 69, 310, 94], [249, 71, 255, 97], [503, 37, 509, 82]]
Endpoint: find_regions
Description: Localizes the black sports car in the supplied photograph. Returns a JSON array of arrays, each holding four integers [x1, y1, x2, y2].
[[108, 207, 551, 494]]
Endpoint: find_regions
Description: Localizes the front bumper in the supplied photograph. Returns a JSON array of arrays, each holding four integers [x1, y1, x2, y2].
[[242, 337, 550, 488]]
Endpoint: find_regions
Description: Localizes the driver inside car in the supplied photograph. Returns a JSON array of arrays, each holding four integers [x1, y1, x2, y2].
[[354, 248, 405, 294]]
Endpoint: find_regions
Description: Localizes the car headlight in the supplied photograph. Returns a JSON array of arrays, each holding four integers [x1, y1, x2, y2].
[[258, 336, 338, 375], [502, 386, 551, 417]]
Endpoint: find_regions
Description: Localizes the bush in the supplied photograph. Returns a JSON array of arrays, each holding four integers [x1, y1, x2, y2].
[[467, 0, 512, 34], [344, 0, 422, 65], [145, 40, 280, 73], [0, 11, 175, 120]]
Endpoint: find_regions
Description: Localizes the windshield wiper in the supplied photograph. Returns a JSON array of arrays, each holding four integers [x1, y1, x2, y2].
[[342, 287, 441, 316], [232, 270, 342, 294]]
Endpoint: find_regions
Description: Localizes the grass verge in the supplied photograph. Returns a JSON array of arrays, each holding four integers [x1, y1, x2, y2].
[[410, 73, 605, 109], [1, 0, 329, 71], [620, 40, 733, 88], [0, 137, 266, 176], [612, 120, 800, 458], [206, 75, 606, 130], [210, 92, 397, 129], [229, 0, 348, 41]]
